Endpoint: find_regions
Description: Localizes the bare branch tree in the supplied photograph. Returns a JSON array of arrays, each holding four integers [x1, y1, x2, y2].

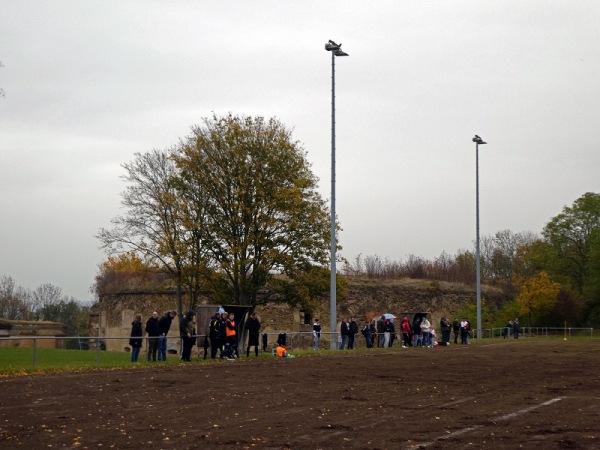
[[97, 148, 208, 314], [32, 283, 63, 319], [0, 276, 36, 320]]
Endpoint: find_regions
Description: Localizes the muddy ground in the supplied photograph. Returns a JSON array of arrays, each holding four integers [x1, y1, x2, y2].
[[1, 339, 599, 449]]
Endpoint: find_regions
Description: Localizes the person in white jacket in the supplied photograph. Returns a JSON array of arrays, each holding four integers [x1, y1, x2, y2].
[[420, 317, 432, 348]]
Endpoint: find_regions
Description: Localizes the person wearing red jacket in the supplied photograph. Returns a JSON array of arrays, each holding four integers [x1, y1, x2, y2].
[[401, 317, 412, 348]]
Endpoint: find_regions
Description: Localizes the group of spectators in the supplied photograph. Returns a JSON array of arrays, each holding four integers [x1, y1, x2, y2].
[[502, 318, 521, 339], [400, 316, 474, 347], [207, 311, 261, 360], [339, 318, 361, 349], [129, 309, 197, 363], [129, 309, 263, 364], [452, 318, 471, 345], [338, 316, 440, 350], [131, 310, 522, 362], [320, 314, 491, 351], [129, 310, 178, 363]]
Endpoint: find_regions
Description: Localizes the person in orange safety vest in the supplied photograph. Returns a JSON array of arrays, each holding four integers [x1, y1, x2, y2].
[[276, 342, 295, 358], [225, 313, 239, 358]]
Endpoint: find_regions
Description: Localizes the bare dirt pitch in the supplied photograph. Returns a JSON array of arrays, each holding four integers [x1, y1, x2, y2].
[[1, 339, 599, 449]]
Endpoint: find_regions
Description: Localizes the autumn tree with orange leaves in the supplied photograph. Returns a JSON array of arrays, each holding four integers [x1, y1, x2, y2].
[[514, 271, 560, 327]]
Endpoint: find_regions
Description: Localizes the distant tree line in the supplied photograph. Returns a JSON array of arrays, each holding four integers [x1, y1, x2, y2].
[[342, 228, 537, 288], [0, 276, 90, 347], [342, 192, 600, 328]]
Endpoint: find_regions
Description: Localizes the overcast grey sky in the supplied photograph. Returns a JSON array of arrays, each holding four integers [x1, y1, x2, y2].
[[2, 1, 599, 302]]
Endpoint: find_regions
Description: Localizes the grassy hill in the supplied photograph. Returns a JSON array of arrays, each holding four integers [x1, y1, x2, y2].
[[338, 276, 507, 322], [259, 276, 509, 333]]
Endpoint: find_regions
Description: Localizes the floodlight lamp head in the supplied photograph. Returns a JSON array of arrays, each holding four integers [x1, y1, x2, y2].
[[325, 41, 341, 51], [472, 135, 487, 145]]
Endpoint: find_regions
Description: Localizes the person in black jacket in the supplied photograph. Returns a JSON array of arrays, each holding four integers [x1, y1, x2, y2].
[[376, 316, 385, 347], [361, 321, 373, 348], [313, 319, 322, 350], [179, 310, 196, 362], [262, 332, 268, 352], [348, 318, 359, 350], [245, 312, 261, 357], [218, 312, 228, 357], [388, 320, 396, 347], [158, 310, 177, 361], [369, 320, 376, 346], [209, 313, 222, 359], [412, 317, 422, 347], [503, 320, 513, 339], [202, 334, 209, 360], [339, 318, 350, 350], [452, 319, 460, 344], [440, 317, 451, 346], [383, 319, 393, 347], [129, 314, 143, 363], [145, 310, 160, 362]]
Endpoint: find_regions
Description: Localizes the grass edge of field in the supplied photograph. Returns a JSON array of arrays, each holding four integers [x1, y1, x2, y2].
[[1, 336, 597, 377]]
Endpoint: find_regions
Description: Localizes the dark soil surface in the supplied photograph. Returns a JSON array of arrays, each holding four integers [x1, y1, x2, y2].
[[1, 339, 599, 449]]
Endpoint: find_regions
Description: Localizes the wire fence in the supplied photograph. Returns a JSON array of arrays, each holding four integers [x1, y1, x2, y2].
[[0, 331, 380, 368], [0, 326, 596, 369], [481, 327, 594, 339]]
